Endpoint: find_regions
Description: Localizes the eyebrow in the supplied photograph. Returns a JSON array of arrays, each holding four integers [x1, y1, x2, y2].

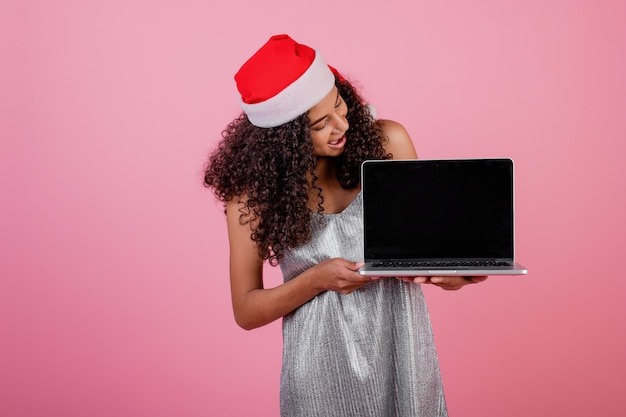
[[309, 91, 341, 127]]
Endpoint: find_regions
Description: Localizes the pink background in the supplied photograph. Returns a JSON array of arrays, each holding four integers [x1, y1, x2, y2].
[[2, 0, 625, 416]]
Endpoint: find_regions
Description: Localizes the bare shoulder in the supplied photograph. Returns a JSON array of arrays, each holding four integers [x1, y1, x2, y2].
[[375, 119, 418, 159], [225, 197, 256, 245]]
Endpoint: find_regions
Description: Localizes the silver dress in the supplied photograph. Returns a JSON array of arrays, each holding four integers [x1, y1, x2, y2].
[[279, 192, 448, 417]]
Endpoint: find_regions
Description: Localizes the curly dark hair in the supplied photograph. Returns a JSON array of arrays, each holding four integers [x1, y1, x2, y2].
[[204, 76, 390, 265]]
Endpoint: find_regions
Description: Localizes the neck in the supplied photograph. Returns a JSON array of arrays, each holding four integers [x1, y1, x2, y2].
[[313, 157, 336, 182], [307, 156, 359, 214]]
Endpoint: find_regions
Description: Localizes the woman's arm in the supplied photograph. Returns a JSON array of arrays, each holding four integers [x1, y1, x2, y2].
[[226, 200, 371, 330]]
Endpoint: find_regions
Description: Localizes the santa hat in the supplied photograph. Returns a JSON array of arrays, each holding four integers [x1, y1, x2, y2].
[[234, 34, 336, 128]]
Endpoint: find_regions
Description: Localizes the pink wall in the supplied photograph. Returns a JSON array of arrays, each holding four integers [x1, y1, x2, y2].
[[2, 1, 625, 416]]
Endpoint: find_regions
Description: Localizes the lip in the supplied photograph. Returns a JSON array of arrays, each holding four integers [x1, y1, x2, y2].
[[328, 134, 346, 149]]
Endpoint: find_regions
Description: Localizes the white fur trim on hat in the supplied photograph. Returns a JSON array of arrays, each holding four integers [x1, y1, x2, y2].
[[238, 50, 336, 128]]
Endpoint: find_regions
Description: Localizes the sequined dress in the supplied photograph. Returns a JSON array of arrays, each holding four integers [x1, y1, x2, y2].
[[279, 192, 448, 417]]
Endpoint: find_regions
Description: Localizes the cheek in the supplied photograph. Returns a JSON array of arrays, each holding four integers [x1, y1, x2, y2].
[[309, 132, 327, 149]]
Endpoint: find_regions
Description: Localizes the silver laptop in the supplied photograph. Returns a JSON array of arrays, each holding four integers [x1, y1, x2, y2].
[[358, 158, 527, 276]]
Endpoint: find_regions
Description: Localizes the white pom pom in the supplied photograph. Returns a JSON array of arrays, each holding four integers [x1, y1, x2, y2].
[[367, 104, 377, 120]]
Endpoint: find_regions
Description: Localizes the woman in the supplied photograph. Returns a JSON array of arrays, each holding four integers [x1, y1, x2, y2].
[[204, 34, 485, 417]]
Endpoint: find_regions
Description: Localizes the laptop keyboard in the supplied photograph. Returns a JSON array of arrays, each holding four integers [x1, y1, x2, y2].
[[372, 260, 510, 268]]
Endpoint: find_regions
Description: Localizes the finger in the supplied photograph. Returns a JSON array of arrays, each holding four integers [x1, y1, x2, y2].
[[429, 276, 487, 290], [429, 276, 466, 290], [429, 276, 456, 285], [432, 279, 468, 291], [461, 276, 488, 285], [353, 261, 365, 269], [347, 270, 375, 283], [346, 261, 365, 271]]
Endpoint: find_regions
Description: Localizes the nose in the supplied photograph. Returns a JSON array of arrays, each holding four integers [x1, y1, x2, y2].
[[330, 110, 349, 133]]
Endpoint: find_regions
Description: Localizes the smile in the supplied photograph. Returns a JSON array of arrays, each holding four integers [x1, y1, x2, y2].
[[328, 134, 346, 149]]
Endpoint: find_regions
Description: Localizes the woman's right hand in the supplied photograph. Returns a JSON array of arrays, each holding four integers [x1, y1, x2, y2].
[[308, 258, 371, 294]]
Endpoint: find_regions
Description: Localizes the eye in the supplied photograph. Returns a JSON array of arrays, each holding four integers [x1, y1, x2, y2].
[[312, 119, 329, 131], [335, 97, 344, 109]]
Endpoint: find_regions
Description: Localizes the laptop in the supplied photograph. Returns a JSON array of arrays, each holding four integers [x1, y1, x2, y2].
[[358, 158, 527, 276]]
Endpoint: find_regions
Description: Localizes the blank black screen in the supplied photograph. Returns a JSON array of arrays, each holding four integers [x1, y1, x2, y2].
[[362, 159, 514, 260]]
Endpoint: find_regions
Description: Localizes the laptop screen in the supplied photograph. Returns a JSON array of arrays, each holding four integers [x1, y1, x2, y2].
[[362, 159, 514, 260]]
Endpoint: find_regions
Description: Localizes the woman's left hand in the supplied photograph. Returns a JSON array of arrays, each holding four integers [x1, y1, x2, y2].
[[397, 276, 488, 291]]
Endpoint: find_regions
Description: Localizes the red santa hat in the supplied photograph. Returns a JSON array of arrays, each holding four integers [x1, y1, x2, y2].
[[234, 34, 336, 128]]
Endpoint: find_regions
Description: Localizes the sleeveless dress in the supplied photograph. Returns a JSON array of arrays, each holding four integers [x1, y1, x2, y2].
[[279, 192, 448, 417]]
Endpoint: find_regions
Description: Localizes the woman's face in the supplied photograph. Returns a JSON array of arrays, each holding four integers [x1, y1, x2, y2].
[[307, 86, 349, 157]]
